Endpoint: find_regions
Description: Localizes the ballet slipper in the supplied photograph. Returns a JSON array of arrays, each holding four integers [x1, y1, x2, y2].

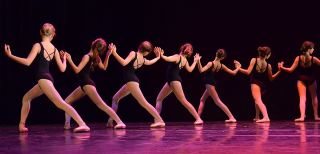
[[255, 118, 270, 123], [295, 118, 305, 122], [73, 125, 90, 133], [114, 123, 126, 129], [253, 118, 260, 122], [225, 119, 237, 123], [64, 122, 71, 130], [106, 122, 114, 128], [314, 117, 320, 121], [19, 122, 28, 132], [150, 121, 165, 128], [194, 119, 203, 125]]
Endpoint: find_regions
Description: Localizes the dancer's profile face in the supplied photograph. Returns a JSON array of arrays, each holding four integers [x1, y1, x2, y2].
[[309, 48, 314, 54]]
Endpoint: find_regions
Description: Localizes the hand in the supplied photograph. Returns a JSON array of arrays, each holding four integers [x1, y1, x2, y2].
[[66, 52, 71, 61], [193, 53, 200, 62], [234, 60, 241, 68], [278, 61, 284, 70], [154, 47, 161, 57], [107, 43, 114, 56], [110, 44, 117, 55], [160, 49, 164, 56], [59, 51, 66, 59], [4, 44, 12, 57]]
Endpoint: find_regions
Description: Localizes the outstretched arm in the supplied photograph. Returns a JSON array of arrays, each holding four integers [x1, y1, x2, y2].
[[280, 56, 299, 73], [197, 59, 212, 73], [55, 50, 67, 72], [312, 57, 320, 66], [4, 43, 39, 66], [144, 47, 161, 65], [98, 43, 113, 70], [222, 61, 241, 75], [66, 54, 90, 74], [112, 45, 135, 66], [160, 50, 180, 63], [268, 63, 281, 81], [238, 58, 255, 75], [185, 53, 200, 73]]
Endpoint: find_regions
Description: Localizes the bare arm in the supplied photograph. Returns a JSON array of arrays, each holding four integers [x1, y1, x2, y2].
[[98, 44, 114, 70], [222, 62, 241, 75], [312, 57, 320, 66], [67, 54, 90, 74], [4, 43, 40, 66], [238, 58, 256, 75], [160, 50, 180, 63], [54, 50, 67, 72], [144, 47, 161, 65], [268, 63, 281, 81], [112, 45, 135, 66], [197, 59, 212, 73], [185, 53, 200, 73], [280, 56, 299, 73]]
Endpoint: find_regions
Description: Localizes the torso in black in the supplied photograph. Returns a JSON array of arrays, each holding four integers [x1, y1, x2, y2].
[[36, 42, 56, 83], [250, 58, 268, 94], [166, 56, 186, 86], [297, 55, 315, 87], [77, 54, 96, 92], [204, 61, 222, 87], [123, 52, 144, 84]]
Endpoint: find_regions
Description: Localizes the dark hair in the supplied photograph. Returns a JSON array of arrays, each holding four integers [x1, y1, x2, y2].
[[257, 46, 272, 58], [138, 41, 153, 53], [216, 49, 227, 59], [90, 38, 107, 71], [300, 41, 314, 53], [179, 43, 193, 55], [40, 23, 56, 37]]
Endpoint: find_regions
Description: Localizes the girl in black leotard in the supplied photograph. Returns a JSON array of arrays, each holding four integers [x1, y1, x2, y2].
[[106, 41, 165, 128], [280, 41, 320, 122], [238, 47, 281, 123], [197, 49, 240, 123], [4, 23, 89, 132], [156, 43, 203, 125], [62, 39, 125, 129]]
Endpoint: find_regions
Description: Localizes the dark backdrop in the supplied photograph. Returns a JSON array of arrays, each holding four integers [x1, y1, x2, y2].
[[1, 0, 320, 125]]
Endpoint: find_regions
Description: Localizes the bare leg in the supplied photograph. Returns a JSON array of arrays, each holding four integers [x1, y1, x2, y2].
[[126, 82, 163, 122], [38, 79, 87, 128], [64, 87, 86, 124], [254, 104, 261, 121], [205, 84, 235, 121], [170, 81, 202, 123], [308, 81, 320, 120], [83, 85, 125, 127], [251, 84, 269, 122], [156, 83, 172, 114], [296, 81, 307, 121], [198, 89, 210, 117], [107, 84, 130, 126], [20, 84, 44, 132]]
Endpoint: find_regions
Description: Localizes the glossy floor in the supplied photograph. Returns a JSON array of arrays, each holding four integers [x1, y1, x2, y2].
[[0, 121, 319, 153]]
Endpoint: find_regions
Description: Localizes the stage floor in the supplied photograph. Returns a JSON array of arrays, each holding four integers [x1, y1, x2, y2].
[[0, 121, 319, 153]]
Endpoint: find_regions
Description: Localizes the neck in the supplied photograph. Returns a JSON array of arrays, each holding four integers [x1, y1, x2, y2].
[[42, 37, 51, 42], [304, 52, 310, 56], [214, 57, 221, 62]]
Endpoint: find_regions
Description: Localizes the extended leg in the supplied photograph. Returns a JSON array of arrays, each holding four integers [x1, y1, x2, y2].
[[198, 89, 210, 117], [64, 87, 86, 129], [156, 83, 172, 114]]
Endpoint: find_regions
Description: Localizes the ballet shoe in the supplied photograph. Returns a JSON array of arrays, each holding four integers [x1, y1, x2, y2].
[[295, 118, 305, 122], [194, 119, 203, 125], [255, 118, 270, 123], [114, 123, 126, 129], [225, 119, 237, 123], [314, 117, 320, 121], [19, 122, 28, 132], [106, 122, 114, 128], [73, 125, 90, 133], [64, 122, 71, 130], [150, 121, 165, 128], [253, 118, 260, 122]]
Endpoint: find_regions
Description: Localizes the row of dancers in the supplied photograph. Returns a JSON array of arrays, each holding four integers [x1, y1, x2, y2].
[[4, 23, 320, 133]]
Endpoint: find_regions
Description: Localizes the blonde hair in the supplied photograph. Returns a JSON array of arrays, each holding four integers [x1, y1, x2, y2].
[[40, 23, 56, 37]]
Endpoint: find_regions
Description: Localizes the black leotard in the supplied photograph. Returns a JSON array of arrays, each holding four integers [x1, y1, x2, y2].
[[297, 56, 315, 87], [36, 42, 56, 84], [123, 52, 144, 84], [77, 54, 96, 92], [250, 58, 268, 94], [204, 61, 222, 87], [166, 56, 186, 86]]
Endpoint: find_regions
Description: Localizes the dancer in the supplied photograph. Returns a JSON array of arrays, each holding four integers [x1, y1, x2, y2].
[[280, 41, 320, 121], [106, 41, 165, 128], [155, 43, 203, 125], [238, 46, 281, 123], [4, 23, 89, 132], [63, 39, 126, 129], [197, 49, 240, 122]]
